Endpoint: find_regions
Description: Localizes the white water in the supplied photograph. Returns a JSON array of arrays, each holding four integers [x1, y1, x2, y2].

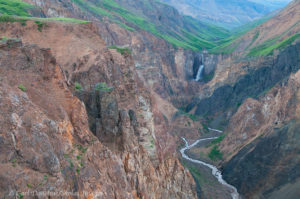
[[195, 54, 205, 81], [208, 127, 223, 133], [195, 65, 204, 81], [180, 134, 240, 199]]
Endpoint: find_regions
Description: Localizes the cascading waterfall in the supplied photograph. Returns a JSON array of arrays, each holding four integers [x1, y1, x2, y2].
[[195, 65, 204, 81], [195, 54, 204, 81]]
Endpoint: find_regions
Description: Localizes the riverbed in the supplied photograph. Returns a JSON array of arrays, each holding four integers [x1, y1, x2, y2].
[[180, 132, 240, 199]]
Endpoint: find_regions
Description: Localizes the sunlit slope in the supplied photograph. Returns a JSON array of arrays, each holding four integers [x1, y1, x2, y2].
[[0, 0, 34, 16], [70, 0, 230, 50], [212, 0, 300, 56]]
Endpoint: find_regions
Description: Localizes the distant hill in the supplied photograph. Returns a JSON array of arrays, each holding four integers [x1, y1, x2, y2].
[[160, 0, 291, 29], [213, 0, 300, 56]]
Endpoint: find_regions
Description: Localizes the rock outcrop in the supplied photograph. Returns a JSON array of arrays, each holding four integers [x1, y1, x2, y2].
[[0, 21, 197, 198], [187, 41, 300, 123], [1, 1, 299, 199], [22, 0, 224, 108], [219, 54, 300, 199]]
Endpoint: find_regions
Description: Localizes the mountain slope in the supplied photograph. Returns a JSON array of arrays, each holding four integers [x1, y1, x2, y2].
[[185, 0, 300, 120], [69, 0, 230, 50], [0, 19, 197, 199], [1, 1, 299, 199], [160, 0, 291, 29], [173, 1, 300, 198], [0, 0, 35, 16], [221, 45, 300, 198], [20, 0, 229, 106], [215, 0, 300, 56]]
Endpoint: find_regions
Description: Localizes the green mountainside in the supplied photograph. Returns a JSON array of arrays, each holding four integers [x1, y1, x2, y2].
[[1, 0, 298, 56], [0, 0, 89, 24], [0, 0, 34, 16], [210, 0, 300, 56], [70, 0, 230, 50]]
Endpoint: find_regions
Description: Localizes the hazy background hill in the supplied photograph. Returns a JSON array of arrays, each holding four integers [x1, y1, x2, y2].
[[160, 0, 292, 29]]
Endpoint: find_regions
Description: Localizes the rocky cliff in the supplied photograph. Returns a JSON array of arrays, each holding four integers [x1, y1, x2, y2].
[[221, 69, 300, 198], [21, 0, 227, 107], [0, 20, 197, 198], [187, 42, 300, 117], [1, 0, 300, 199]]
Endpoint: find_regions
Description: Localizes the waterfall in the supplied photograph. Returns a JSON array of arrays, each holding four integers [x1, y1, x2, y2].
[[195, 54, 204, 81], [195, 65, 204, 81]]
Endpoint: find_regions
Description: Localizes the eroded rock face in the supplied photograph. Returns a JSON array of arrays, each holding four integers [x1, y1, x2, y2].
[[220, 69, 300, 198], [0, 35, 197, 198], [187, 42, 300, 118], [23, 0, 222, 107], [222, 121, 300, 199], [0, 20, 184, 162]]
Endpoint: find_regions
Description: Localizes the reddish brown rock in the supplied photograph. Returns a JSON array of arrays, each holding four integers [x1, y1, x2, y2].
[[0, 23, 197, 199]]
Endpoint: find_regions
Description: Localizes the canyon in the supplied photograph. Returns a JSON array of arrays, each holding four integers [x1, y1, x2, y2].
[[0, 0, 299, 199]]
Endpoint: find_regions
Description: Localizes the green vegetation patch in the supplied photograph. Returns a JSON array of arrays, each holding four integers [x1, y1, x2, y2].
[[210, 134, 226, 145], [0, 0, 34, 17], [182, 30, 216, 49], [108, 45, 131, 55], [183, 16, 229, 41], [11, 158, 17, 167], [208, 145, 223, 161], [246, 31, 260, 50], [202, 123, 209, 133], [21, 16, 89, 23], [176, 109, 198, 121], [95, 82, 113, 92], [37, 17, 89, 23], [71, 0, 112, 18], [209, 15, 271, 54], [206, 134, 226, 161], [210, 34, 240, 54], [0, 14, 27, 25], [248, 33, 300, 57], [18, 192, 24, 199], [113, 20, 135, 31], [34, 21, 44, 32], [75, 82, 82, 90], [71, 0, 229, 51], [0, 15, 89, 27], [18, 84, 26, 92], [1, 36, 20, 43]]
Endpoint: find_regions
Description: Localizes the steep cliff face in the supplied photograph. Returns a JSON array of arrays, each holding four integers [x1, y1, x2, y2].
[[21, 0, 226, 107], [222, 122, 300, 199], [220, 71, 300, 198], [184, 41, 300, 131], [0, 21, 197, 198], [2, 1, 299, 199], [186, 0, 300, 118], [0, 20, 168, 158], [214, 41, 300, 199]]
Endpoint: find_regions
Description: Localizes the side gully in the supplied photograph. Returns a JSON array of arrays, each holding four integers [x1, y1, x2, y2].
[[180, 130, 240, 199]]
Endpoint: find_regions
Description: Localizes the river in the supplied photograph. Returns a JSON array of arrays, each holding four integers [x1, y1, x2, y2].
[[180, 131, 240, 199]]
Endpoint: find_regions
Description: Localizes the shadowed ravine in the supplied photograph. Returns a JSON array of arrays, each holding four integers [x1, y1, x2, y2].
[[180, 130, 240, 199]]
